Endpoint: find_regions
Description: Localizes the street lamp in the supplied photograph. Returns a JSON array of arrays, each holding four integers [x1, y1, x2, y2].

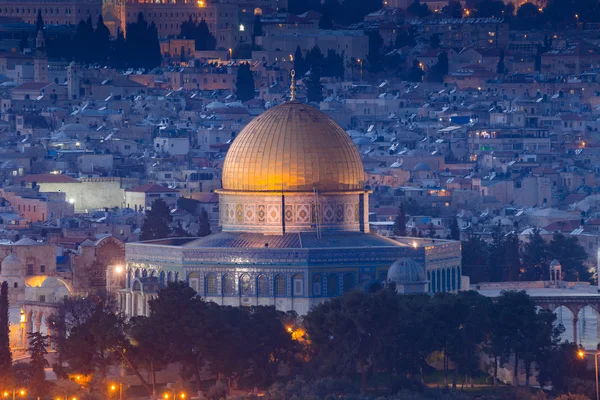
[[163, 390, 186, 400], [2, 388, 25, 400], [109, 383, 123, 400], [578, 348, 599, 400]]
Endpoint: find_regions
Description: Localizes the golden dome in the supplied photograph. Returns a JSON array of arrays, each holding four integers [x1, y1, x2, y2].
[[222, 101, 365, 192]]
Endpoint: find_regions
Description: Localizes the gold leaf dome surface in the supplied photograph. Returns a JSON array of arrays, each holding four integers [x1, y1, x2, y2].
[[222, 101, 365, 192]]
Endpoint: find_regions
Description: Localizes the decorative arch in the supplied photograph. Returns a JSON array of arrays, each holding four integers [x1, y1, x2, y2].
[[205, 273, 217, 295], [240, 274, 251, 296], [274, 274, 286, 297], [327, 273, 338, 296], [292, 273, 303, 297], [134, 269, 140, 278], [159, 271, 166, 287], [142, 269, 148, 278], [188, 272, 200, 292], [167, 271, 173, 282], [257, 274, 269, 296], [342, 273, 354, 293], [223, 273, 235, 296], [312, 274, 322, 296]]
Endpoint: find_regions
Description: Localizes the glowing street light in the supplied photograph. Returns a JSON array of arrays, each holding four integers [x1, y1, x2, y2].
[[2, 389, 25, 400], [114, 265, 124, 274], [109, 382, 123, 400], [578, 348, 599, 400]]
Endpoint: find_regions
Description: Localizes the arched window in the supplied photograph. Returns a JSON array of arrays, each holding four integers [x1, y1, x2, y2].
[[436, 270, 441, 292], [188, 272, 199, 292], [13, 282, 18, 288], [167, 271, 173, 282], [159, 271, 166, 287], [275, 275, 286, 297], [240, 274, 251, 296], [206, 273, 217, 295], [223, 274, 235, 295], [457, 267, 461, 289], [427, 271, 431, 292], [312, 274, 322, 296], [134, 269, 140, 278], [292, 274, 303, 296], [257, 275, 268, 296], [175, 272, 179, 282], [342, 273, 354, 293], [327, 274, 338, 296], [142, 269, 148, 278], [446, 269, 451, 292]]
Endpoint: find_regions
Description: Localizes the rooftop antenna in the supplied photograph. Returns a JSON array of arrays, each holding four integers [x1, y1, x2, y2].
[[290, 69, 296, 101]]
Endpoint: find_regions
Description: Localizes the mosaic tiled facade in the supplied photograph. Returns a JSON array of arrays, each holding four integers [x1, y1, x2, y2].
[[218, 192, 367, 234]]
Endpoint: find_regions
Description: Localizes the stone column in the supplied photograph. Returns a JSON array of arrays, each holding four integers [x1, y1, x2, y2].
[[125, 292, 131, 316], [573, 316, 579, 344]]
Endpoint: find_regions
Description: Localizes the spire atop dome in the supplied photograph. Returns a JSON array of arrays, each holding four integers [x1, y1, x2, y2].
[[290, 70, 296, 101]]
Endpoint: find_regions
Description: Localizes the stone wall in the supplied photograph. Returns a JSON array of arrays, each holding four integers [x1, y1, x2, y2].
[[37, 178, 125, 212]]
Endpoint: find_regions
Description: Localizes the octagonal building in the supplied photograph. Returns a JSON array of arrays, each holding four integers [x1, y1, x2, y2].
[[122, 101, 462, 316]]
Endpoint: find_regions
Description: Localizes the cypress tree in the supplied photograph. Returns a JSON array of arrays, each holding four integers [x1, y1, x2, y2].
[[235, 62, 255, 102], [36, 10, 44, 32], [140, 198, 173, 241], [95, 15, 111, 65], [393, 203, 407, 237], [0, 281, 12, 387], [198, 209, 212, 237]]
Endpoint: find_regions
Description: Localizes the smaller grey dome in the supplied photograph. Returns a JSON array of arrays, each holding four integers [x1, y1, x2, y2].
[[1, 254, 22, 276], [550, 259, 561, 267], [387, 258, 426, 284], [413, 162, 431, 172], [13, 238, 39, 246]]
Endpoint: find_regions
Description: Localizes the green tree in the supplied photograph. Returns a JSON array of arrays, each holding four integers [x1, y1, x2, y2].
[[0, 281, 11, 388], [319, 5, 334, 29], [252, 15, 263, 45], [408, 0, 431, 17], [427, 223, 436, 238], [449, 218, 460, 240], [522, 228, 549, 280], [429, 33, 441, 49], [496, 48, 506, 74], [461, 232, 490, 283], [110, 30, 127, 70], [393, 203, 407, 236], [27, 332, 49, 398], [426, 51, 448, 82], [306, 47, 324, 103], [144, 282, 206, 393], [447, 291, 492, 388], [407, 59, 424, 82], [502, 232, 521, 281], [235, 62, 255, 102], [537, 342, 587, 394], [36, 10, 44, 32], [548, 232, 590, 282], [50, 296, 126, 383], [198, 209, 212, 237], [293, 46, 305, 77], [495, 290, 537, 386], [196, 19, 217, 51], [95, 15, 111, 65], [395, 27, 416, 49], [366, 31, 384, 73], [140, 198, 172, 241], [442, 0, 463, 18]]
